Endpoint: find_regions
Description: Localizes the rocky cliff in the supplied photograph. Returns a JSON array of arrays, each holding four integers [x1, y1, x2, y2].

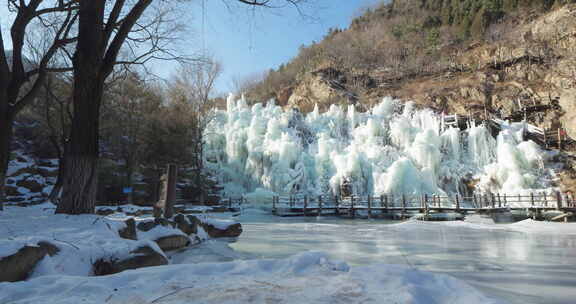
[[286, 5, 576, 139]]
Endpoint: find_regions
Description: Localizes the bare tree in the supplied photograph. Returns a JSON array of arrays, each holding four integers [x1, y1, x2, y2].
[[41, 75, 73, 203], [168, 59, 221, 202], [56, 0, 311, 214], [0, 0, 78, 210]]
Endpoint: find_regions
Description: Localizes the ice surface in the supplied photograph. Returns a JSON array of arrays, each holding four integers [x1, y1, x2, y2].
[[205, 97, 556, 206], [223, 212, 576, 304]]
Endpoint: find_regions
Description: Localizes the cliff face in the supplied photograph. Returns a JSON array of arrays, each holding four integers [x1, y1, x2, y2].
[[286, 4, 576, 139]]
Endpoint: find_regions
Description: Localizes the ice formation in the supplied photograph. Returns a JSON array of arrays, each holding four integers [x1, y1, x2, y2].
[[204, 95, 554, 203]]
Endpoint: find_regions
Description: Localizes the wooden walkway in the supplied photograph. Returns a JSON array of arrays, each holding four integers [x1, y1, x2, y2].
[[247, 192, 576, 220], [441, 111, 573, 151]]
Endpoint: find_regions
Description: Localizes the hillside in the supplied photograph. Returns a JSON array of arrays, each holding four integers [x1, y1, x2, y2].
[[246, 0, 575, 128], [242, 0, 576, 190]]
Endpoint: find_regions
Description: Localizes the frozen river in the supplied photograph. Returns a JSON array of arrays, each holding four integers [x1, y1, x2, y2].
[[171, 209, 576, 304]]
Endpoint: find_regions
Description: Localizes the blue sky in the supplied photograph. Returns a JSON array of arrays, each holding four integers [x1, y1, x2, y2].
[[1, 1, 383, 93], [169, 0, 383, 93]]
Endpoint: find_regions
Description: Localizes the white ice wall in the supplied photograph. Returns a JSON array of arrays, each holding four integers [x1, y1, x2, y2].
[[204, 95, 554, 202]]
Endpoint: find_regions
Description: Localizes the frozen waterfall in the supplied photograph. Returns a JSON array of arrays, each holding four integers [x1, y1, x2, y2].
[[204, 95, 554, 204]]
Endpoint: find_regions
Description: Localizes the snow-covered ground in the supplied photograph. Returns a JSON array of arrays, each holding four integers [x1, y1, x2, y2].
[[0, 204, 182, 278], [1, 251, 504, 304], [3, 204, 576, 303]]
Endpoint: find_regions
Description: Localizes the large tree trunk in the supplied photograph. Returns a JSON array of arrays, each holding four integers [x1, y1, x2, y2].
[[56, 1, 105, 214], [0, 108, 14, 211], [57, 82, 103, 214]]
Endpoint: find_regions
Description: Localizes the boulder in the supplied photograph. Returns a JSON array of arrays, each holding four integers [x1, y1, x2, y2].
[[174, 214, 197, 235], [136, 218, 175, 232], [5, 185, 21, 197], [9, 167, 37, 178], [37, 167, 58, 178], [154, 235, 190, 251], [186, 215, 202, 229], [96, 208, 115, 216], [201, 221, 243, 238], [38, 160, 57, 168], [16, 179, 44, 193], [0, 241, 59, 282], [93, 245, 168, 276], [136, 220, 158, 232], [118, 218, 137, 240]]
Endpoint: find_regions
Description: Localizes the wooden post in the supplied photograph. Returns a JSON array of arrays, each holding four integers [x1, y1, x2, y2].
[[164, 164, 177, 219], [402, 194, 406, 213], [503, 193, 507, 206], [153, 206, 162, 219], [424, 194, 429, 211], [473, 194, 478, 208], [556, 191, 562, 210], [543, 192, 548, 207], [335, 195, 340, 216], [384, 194, 389, 215], [455, 194, 460, 212], [367, 196, 372, 219], [530, 192, 534, 207], [350, 196, 355, 218], [318, 195, 323, 216], [304, 195, 308, 216], [491, 193, 496, 209], [497, 193, 502, 208]]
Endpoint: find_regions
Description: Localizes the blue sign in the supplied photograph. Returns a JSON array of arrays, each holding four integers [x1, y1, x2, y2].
[[123, 187, 133, 194]]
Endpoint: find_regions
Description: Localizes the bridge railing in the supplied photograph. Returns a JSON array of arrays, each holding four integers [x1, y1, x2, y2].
[[264, 192, 575, 211], [221, 191, 575, 214]]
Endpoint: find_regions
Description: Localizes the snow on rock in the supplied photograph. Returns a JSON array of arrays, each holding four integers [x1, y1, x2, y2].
[[0, 251, 503, 304], [0, 204, 184, 278], [205, 95, 556, 207], [5, 151, 58, 204]]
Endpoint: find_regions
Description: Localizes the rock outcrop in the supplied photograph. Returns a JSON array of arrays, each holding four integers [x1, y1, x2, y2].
[[0, 241, 59, 282], [200, 221, 243, 238], [154, 235, 190, 251], [92, 245, 168, 276]]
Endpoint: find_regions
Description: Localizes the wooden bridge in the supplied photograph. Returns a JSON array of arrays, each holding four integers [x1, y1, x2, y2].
[[224, 192, 576, 221]]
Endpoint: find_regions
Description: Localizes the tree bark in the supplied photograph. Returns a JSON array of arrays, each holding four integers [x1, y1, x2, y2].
[[56, 77, 104, 214], [57, 1, 105, 214], [0, 108, 14, 211]]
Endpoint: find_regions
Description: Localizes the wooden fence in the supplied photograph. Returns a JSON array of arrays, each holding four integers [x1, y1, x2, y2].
[[262, 192, 576, 218]]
